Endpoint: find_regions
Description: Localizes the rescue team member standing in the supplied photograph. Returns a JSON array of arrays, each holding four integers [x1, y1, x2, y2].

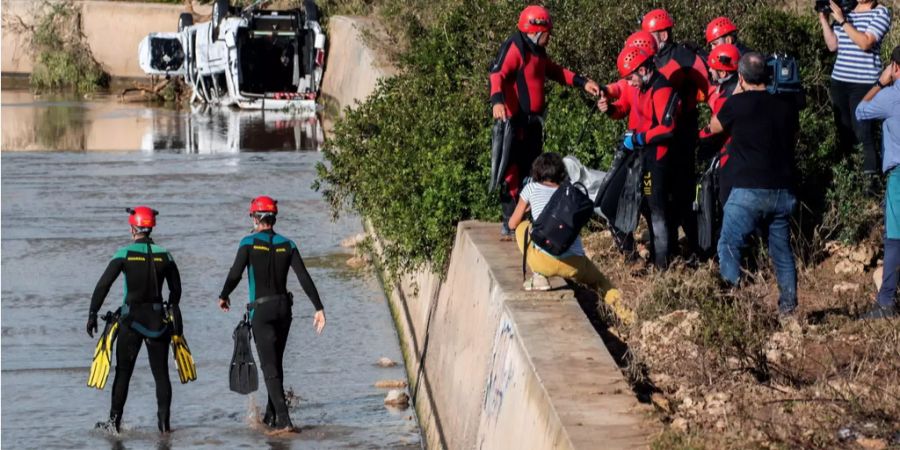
[[598, 46, 681, 269], [218, 196, 326, 432], [490, 5, 600, 236], [855, 46, 900, 319], [819, 0, 892, 176], [642, 9, 710, 257], [700, 43, 742, 166], [705, 16, 753, 55], [89, 206, 182, 433], [706, 53, 801, 319]]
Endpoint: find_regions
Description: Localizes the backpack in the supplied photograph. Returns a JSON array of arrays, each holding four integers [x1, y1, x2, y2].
[[523, 181, 594, 278]]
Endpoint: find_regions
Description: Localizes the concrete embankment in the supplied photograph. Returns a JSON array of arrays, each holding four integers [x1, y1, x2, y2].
[[1, 1, 193, 79], [379, 221, 654, 449]]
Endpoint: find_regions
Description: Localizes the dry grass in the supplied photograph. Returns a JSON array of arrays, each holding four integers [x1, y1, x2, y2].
[[584, 230, 900, 449]]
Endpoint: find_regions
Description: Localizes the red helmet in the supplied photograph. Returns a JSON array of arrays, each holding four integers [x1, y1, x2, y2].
[[641, 9, 674, 33], [708, 43, 740, 72], [706, 17, 738, 44], [127, 206, 158, 228], [518, 5, 552, 34], [249, 196, 278, 215], [624, 30, 657, 55], [617, 46, 653, 78]]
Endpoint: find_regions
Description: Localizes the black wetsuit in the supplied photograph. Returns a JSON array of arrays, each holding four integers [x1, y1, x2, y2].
[[90, 237, 182, 427], [219, 229, 323, 428]]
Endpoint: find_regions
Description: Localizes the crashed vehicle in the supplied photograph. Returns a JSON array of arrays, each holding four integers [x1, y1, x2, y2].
[[138, 0, 325, 112]]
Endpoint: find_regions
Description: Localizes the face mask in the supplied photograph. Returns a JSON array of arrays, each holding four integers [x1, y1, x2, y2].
[[716, 73, 734, 85]]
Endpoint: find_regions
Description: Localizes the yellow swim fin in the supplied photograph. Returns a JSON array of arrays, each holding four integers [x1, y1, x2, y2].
[[87, 314, 119, 390], [171, 335, 197, 384]]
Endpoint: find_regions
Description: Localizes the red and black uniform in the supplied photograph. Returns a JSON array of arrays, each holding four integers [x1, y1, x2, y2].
[[489, 31, 586, 221], [655, 42, 710, 255], [605, 72, 680, 268], [701, 75, 739, 161]]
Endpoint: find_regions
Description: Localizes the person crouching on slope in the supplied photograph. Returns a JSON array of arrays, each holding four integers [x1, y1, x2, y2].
[[490, 5, 601, 238], [508, 152, 614, 294]]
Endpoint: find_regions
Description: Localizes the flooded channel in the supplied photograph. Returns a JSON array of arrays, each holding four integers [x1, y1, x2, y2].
[[0, 89, 421, 449]]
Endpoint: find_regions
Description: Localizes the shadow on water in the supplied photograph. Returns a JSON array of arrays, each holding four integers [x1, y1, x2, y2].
[[0, 89, 323, 153]]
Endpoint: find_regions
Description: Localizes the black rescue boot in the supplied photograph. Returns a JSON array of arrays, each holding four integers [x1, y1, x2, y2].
[[274, 414, 295, 432], [262, 401, 277, 428], [95, 412, 122, 433], [157, 410, 171, 433]]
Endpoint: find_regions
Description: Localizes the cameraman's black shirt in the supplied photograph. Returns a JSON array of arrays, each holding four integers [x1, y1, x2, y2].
[[716, 90, 798, 203]]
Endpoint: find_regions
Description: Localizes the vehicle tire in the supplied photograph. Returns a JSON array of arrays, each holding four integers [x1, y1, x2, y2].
[[178, 13, 193, 32], [212, 0, 229, 40]]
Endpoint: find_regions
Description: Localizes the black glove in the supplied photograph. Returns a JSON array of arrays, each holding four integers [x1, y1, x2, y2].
[[86, 312, 98, 338], [169, 304, 184, 336]]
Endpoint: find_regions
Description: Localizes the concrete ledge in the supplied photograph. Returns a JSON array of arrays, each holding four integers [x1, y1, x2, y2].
[[380, 221, 654, 449]]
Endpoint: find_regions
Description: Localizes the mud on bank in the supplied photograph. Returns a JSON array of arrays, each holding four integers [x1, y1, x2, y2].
[[581, 229, 900, 449]]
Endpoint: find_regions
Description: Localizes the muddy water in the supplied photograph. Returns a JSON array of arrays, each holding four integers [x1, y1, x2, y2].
[[0, 90, 421, 449]]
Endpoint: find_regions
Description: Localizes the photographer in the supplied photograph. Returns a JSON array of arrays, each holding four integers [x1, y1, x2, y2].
[[705, 53, 801, 320], [818, 0, 892, 176]]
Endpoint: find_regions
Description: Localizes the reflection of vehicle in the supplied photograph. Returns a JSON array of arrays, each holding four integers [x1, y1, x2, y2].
[[138, 0, 325, 112], [141, 105, 323, 153]]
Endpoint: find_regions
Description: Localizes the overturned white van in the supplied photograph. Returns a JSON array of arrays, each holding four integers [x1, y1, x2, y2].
[[138, 0, 325, 112]]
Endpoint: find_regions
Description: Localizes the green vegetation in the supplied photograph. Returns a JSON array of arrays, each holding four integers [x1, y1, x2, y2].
[[27, 1, 109, 92], [316, 0, 900, 277]]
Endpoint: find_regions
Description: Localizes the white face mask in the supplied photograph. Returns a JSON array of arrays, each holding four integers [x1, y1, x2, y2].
[[716, 73, 735, 85]]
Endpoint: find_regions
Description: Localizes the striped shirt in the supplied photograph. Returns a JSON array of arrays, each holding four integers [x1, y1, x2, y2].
[[832, 6, 892, 84], [521, 181, 585, 257]]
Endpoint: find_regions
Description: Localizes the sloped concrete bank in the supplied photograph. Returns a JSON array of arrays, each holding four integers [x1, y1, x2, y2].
[[378, 221, 655, 449]]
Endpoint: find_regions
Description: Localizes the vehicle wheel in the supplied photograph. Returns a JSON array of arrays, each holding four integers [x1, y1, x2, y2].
[[178, 13, 193, 32], [212, 0, 229, 40]]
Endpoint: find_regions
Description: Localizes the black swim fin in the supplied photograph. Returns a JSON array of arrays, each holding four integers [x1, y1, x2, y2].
[[614, 150, 644, 234], [229, 314, 258, 395], [488, 119, 513, 192]]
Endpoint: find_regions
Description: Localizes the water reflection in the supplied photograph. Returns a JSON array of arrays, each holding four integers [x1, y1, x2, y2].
[[144, 105, 323, 153], [0, 89, 323, 153]]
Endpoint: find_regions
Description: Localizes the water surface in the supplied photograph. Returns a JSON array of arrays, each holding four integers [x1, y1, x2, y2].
[[1, 91, 420, 449]]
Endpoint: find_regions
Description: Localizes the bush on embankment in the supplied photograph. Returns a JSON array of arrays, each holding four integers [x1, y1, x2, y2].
[[13, 1, 110, 92], [316, 0, 900, 277]]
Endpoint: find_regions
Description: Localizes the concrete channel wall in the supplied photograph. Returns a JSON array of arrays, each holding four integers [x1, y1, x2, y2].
[[383, 222, 653, 449], [1, 1, 192, 79]]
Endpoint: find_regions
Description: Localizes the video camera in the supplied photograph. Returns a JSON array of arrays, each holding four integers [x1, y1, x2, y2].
[[766, 54, 807, 109], [815, 0, 858, 14]]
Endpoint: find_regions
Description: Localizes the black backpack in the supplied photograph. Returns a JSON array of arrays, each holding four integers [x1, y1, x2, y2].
[[523, 181, 594, 277]]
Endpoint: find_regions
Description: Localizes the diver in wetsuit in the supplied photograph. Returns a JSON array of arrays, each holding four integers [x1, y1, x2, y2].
[[217, 195, 326, 432], [88, 206, 182, 433]]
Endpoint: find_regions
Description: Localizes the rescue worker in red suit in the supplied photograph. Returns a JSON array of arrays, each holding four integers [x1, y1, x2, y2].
[[706, 17, 753, 55], [598, 46, 681, 269], [603, 31, 659, 129], [701, 44, 742, 201], [490, 5, 600, 236], [642, 9, 710, 257]]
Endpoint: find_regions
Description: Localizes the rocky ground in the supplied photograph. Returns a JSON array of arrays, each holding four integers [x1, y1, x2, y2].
[[583, 229, 900, 450]]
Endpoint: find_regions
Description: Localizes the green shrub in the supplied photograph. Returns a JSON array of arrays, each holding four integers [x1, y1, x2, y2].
[[316, 0, 879, 276], [28, 1, 108, 92]]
